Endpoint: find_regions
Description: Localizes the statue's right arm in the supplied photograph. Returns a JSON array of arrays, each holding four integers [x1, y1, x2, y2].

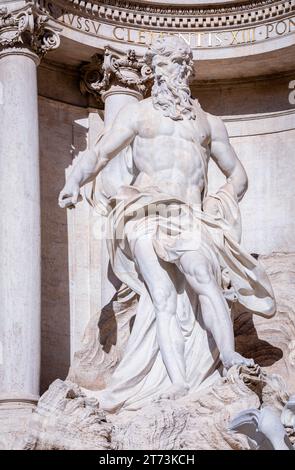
[[58, 103, 138, 208]]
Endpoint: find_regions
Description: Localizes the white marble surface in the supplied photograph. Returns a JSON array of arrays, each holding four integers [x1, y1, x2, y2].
[[36, 60, 295, 390], [58, 37, 276, 412], [0, 53, 41, 401]]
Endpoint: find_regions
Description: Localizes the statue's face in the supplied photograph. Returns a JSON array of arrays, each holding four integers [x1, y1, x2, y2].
[[150, 41, 195, 120], [152, 53, 189, 84]]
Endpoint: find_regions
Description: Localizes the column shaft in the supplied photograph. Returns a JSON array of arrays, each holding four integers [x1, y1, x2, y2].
[[0, 53, 40, 402], [103, 89, 142, 128]]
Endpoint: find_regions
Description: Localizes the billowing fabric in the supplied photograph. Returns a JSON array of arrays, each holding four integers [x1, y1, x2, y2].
[[91, 181, 275, 412]]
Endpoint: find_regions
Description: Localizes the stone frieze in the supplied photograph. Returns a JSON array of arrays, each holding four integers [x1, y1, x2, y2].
[[38, 0, 295, 31]]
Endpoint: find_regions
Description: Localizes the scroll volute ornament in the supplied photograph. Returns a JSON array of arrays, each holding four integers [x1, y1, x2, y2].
[[80, 46, 154, 102], [0, 3, 60, 57]]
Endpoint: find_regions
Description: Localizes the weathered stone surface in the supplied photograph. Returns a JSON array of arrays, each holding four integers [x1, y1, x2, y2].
[[234, 252, 295, 392], [0, 402, 35, 450], [111, 365, 261, 451], [22, 379, 111, 450], [22, 365, 293, 450], [20, 250, 295, 450]]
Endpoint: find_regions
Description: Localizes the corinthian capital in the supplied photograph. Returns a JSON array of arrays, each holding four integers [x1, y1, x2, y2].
[[0, 2, 60, 59], [80, 46, 153, 102]]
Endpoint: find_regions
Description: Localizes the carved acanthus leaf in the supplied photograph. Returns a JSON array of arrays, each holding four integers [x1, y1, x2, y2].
[[80, 47, 153, 101], [0, 3, 60, 57]]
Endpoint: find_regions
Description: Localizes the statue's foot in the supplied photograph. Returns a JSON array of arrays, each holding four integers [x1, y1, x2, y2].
[[156, 383, 189, 401], [222, 350, 255, 370]]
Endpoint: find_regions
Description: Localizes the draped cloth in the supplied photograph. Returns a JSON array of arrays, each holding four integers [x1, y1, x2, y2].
[[89, 178, 276, 412]]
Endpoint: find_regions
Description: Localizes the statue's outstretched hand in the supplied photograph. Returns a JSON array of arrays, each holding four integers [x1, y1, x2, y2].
[[58, 182, 81, 209]]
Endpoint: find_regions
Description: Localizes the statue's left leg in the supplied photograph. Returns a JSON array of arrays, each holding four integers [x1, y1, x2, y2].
[[177, 251, 254, 370]]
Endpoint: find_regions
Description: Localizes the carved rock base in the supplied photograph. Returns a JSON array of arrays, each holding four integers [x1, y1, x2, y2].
[[0, 402, 35, 450], [22, 380, 111, 450], [21, 365, 292, 450]]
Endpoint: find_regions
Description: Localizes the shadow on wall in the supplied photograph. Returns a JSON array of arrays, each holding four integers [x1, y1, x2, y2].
[[39, 97, 89, 393]]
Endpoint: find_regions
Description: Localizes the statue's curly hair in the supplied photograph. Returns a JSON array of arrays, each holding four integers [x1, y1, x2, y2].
[[145, 35, 194, 73]]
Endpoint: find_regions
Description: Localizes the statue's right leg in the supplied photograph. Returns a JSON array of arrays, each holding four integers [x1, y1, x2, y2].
[[133, 238, 189, 398]]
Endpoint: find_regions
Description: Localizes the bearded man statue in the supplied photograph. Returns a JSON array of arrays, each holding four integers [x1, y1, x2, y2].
[[59, 36, 276, 413]]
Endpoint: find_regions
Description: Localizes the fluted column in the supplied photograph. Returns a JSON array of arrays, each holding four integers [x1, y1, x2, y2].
[[0, 2, 60, 407]]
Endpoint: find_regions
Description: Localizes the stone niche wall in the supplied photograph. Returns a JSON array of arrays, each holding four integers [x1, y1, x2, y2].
[[194, 72, 295, 254], [207, 115, 295, 254], [192, 72, 295, 116], [38, 63, 295, 390], [38, 60, 95, 391], [39, 96, 72, 392]]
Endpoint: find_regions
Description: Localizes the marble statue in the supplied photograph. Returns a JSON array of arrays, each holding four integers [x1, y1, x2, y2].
[[59, 36, 276, 413], [230, 404, 294, 450]]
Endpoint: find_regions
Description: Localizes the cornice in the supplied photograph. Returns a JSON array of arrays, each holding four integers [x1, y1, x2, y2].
[[224, 107, 295, 122], [192, 68, 295, 87], [39, 0, 295, 31]]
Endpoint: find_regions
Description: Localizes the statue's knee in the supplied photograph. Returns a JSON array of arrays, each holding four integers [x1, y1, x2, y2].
[[188, 259, 212, 284]]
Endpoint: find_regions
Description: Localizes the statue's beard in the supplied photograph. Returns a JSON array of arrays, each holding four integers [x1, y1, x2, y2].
[[151, 74, 196, 121]]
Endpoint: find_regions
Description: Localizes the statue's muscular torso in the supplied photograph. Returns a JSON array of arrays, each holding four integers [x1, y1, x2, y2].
[[131, 98, 211, 206]]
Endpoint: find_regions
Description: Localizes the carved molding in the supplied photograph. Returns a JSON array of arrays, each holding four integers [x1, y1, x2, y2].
[[80, 46, 153, 101], [0, 2, 60, 58], [38, 0, 295, 31]]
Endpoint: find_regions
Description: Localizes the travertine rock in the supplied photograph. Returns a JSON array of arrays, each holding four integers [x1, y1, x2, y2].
[[23, 380, 111, 450], [111, 365, 262, 450], [0, 402, 35, 450], [19, 252, 295, 450], [234, 252, 295, 392], [22, 365, 292, 451]]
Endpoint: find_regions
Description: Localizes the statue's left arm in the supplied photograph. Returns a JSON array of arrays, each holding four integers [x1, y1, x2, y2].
[[207, 113, 248, 202]]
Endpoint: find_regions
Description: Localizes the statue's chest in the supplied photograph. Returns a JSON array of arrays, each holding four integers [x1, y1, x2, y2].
[[140, 112, 210, 147], [176, 118, 210, 147]]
